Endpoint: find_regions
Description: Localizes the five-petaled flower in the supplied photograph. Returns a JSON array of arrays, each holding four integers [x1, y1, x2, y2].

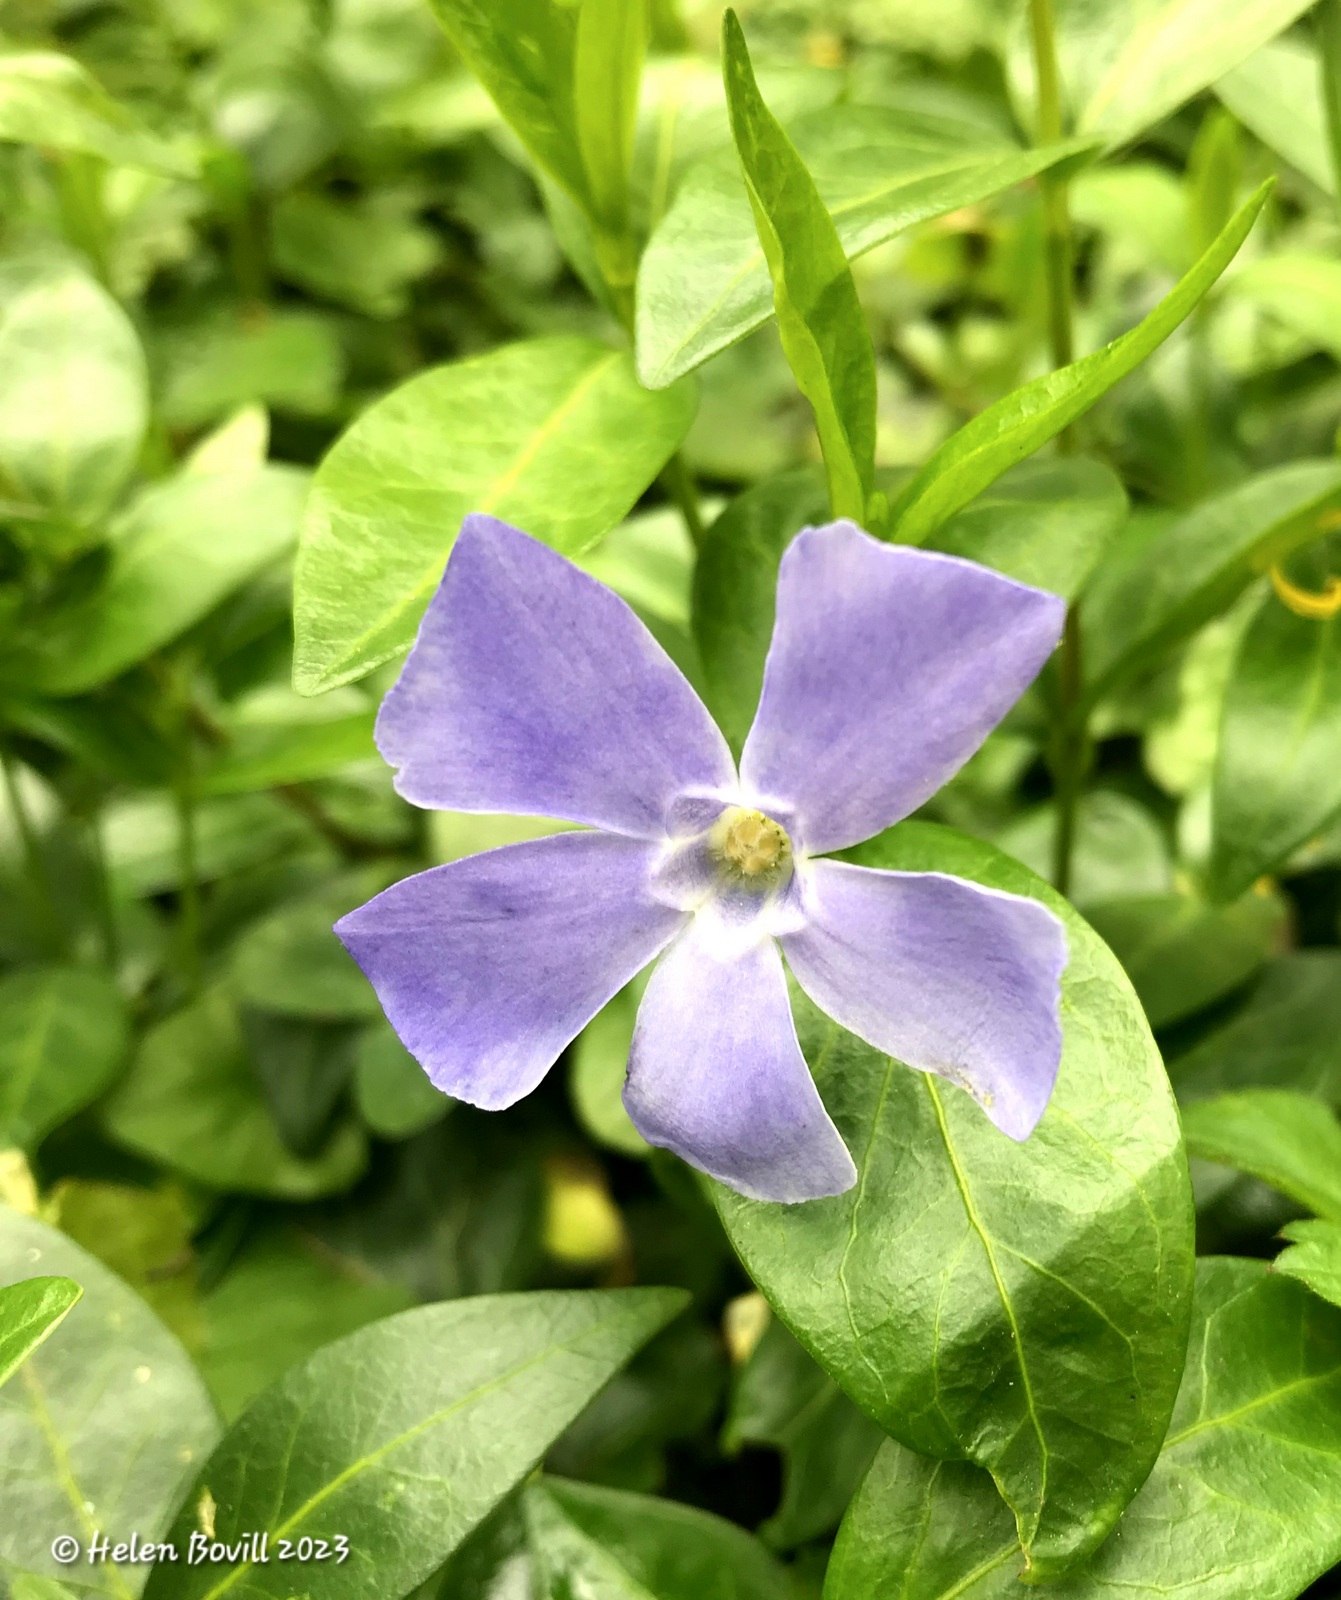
[[337, 515, 1069, 1203]]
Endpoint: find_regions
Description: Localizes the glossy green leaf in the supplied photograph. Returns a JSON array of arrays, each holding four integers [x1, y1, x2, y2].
[[1231, 253, 1341, 361], [0, 50, 194, 174], [1085, 886, 1287, 1030], [198, 1225, 414, 1421], [723, 1318, 882, 1550], [4, 466, 308, 697], [1169, 952, 1341, 1105], [103, 988, 367, 1199], [425, 0, 588, 204], [1016, 0, 1317, 151], [0, 255, 147, 526], [714, 822, 1194, 1579], [1082, 459, 1341, 702], [293, 336, 697, 694], [354, 1021, 453, 1141], [888, 184, 1270, 548], [722, 11, 874, 522], [1183, 1090, 1341, 1219], [636, 104, 1088, 389], [691, 465, 829, 753], [524, 1476, 787, 1597], [928, 456, 1128, 602], [823, 1258, 1341, 1600], [1277, 1218, 1341, 1308], [145, 1287, 688, 1600], [198, 712, 377, 795], [1217, 37, 1332, 191], [0, 966, 129, 1150], [0, 1277, 81, 1391], [1211, 595, 1341, 899], [0, 1210, 219, 1597]]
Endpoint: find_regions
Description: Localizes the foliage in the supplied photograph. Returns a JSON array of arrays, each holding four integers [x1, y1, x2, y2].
[[0, 0, 1340, 1595]]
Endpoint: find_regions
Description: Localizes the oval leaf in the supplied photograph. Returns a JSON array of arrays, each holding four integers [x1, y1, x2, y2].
[[144, 1287, 688, 1600], [714, 822, 1193, 1579], [292, 336, 698, 693], [0, 1276, 81, 1391]]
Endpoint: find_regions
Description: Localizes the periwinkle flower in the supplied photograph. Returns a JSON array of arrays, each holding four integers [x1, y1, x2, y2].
[[337, 515, 1069, 1203]]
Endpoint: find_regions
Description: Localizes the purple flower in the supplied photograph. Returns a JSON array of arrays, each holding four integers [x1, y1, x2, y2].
[[337, 515, 1068, 1204]]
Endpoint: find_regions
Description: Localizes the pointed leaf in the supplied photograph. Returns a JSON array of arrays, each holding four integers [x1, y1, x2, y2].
[[1277, 1218, 1341, 1308], [0, 1277, 81, 1391], [888, 184, 1270, 547], [292, 337, 697, 693], [721, 11, 874, 521], [1217, 37, 1332, 192], [714, 822, 1193, 1579], [143, 1288, 688, 1600], [636, 107, 1090, 388]]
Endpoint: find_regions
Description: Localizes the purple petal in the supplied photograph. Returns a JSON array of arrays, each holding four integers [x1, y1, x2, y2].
[[336, 831, 683, 1108], [781, 861, 1067, 1139], [624, 924, 857, 1203], [740, 523, 1065, 852], [377, 515, 736, 837]]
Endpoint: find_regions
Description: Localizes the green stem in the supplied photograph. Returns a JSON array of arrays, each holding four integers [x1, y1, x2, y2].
[[176, 722, 202, 995], [661, 451, 707, 548], [1318, 0, 1341, 217], [1, 747, 65, 955], [1030, 0, 1086, 895]]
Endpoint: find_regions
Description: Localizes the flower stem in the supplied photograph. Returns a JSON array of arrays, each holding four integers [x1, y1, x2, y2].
[[1030, 0, 1086, 896], [1, 747, 65, 956], [661, 451, 707, 548]]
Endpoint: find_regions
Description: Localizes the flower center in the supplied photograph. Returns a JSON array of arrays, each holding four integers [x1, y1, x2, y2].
[[713, 807, 792, 887]]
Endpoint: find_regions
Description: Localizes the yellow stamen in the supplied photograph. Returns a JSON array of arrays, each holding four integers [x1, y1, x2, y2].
[[712, 807, 792, 885], [1270, 564, 1341, 621]]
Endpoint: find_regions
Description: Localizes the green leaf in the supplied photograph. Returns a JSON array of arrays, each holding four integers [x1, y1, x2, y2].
[[157, 310, 345, 430], [721, 11, 874, 523], [425, 0, 588, 205], [0, 1209, 219, 1597], [1277, 1218, 1341, 1308], [928, 456, 1128, 602], [197, 1224, 413, 1422], [994, 790, 1171, 910], [1085, 886, 1287, 1030], [198, 712, 377, 796], [1019, 0, 1317, 151], [145, 1287, 688, 1600], [524, 1476, 788, 1597], [3, 466, 308, 697], [103, 989, 367, 1199], [574, 0, 645, 293], [1217, 37, 1333, 192], [1169, 952, 1341, 1105], [823, 1258, 1341, 1600], [0, 255, 148, 526], [103, 792, 313, 898], [636, 106, 1089, 388], [353, 1021, 453, 1141], [271, 193, 441, 319], [0, 966, 129, 1151], [714, 821, 1193, 1579], [230, 883, 384, 1022], [723, 1318, 882, 1550], [888, 184, 1270, 548], [1230, 252, 1341, 361], [1211, 594, 1341, 899], [1082, 459, 1341, 703], [570, 980, 650, 1158], [691, 465, 830, 754], [0, 50, 195, 175], [292, 336, 697, 694], [0, 1277, 81, 1391], [1182, 1090, 1341, 1220]]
